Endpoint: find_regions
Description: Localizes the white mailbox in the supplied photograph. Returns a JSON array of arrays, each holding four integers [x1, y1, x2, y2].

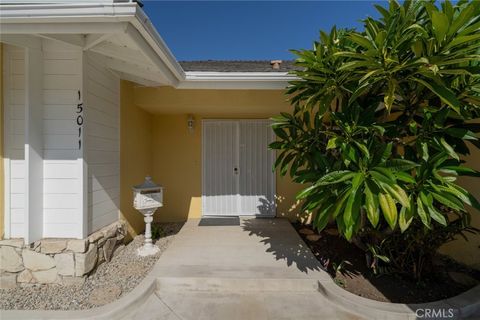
[[133, 176, 163, 210], [132, 176, 163, 257]]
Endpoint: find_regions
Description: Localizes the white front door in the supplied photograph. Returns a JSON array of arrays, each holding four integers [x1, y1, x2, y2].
[[202, 120, 276, 217]]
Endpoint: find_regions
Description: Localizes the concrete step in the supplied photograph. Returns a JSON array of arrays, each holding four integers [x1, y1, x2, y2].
[[156, 277, 321, 293], [152, 264, 331, 281]]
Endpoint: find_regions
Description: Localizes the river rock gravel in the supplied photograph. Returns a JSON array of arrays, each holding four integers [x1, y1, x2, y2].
[[0, 222, 183, 310]]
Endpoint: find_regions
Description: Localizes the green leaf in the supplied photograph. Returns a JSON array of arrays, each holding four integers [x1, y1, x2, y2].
[[374, 4, 390, 19], [343, 173, 364, 226], [431, 191, 465, 211], [439, 137, 459, 160], [445, 128, 478, 140], [385, 159, 419, 171], [395, 171, 416, 184], [331, 189, 351, 218], [384, 78, 396, 112], [326, 137, 339, 150], [314, 203, 334, 232], [421, 141, 429, 161], [348, 33, 375, 50], [446, 184, 480, 212], [371, 167, 397, 183], [379, 193, 397, 230], [448, 2, 475, 36], [411, 77, 461, 113], [365, 184, 380, 227], [374, 30, 386, 48], [272, 127, 289, 140], [440, 166, 480, 177], [269, 141, 284, 149], [427, 204, 447, 226], [316, 170, 356, 186], [431, 11, 449, 43], [399, 205, 414, 233], [444, 34, 480, 51], [354, 141, 370, 159], [296, 184, 318, 200], [417, 196, 431, 228], [382, 183, 409, 208]]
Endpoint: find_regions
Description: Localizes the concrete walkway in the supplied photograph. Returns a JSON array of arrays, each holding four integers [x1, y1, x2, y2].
[[5, 218, 477, 319], [121, 218, 359, 320]]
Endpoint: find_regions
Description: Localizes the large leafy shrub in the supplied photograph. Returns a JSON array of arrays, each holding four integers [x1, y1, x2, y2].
[[271, 0, 480, 279]]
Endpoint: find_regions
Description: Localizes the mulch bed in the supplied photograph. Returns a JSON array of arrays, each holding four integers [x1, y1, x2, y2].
[[294, 222, 480, 304]]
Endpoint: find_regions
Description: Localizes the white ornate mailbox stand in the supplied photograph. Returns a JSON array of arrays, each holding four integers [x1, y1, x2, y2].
[[132, 177, 163, 257]]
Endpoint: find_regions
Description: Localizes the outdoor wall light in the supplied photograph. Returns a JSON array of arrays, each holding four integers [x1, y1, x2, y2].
[[187, 114, 195, 133]]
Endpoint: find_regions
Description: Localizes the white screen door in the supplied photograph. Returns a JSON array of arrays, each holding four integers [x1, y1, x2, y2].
[[202, 120, 276, 217]]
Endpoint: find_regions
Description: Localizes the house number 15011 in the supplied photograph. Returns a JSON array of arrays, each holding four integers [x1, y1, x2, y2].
[[77, 90, 84, 150]]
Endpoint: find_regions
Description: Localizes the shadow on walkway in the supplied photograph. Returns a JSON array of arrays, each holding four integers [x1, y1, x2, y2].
[[241, 218, 324, 275]]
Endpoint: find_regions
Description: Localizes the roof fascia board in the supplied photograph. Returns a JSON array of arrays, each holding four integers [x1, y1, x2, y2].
[[181, 71, 295, 89], [124, 23, 179, 86], [177, 80, 290, 90], [0, 3, 137, 23], [0, 22, 129, 34], [130, 7, 185, 80], [185, 71, 295, 81]]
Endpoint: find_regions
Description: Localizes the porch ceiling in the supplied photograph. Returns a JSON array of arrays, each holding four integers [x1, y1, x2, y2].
[[0, 29, 174, 87]]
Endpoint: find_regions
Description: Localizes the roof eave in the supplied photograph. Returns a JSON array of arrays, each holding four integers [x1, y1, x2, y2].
[[0, 2, 297, 90], [180, 72, 295, 90]]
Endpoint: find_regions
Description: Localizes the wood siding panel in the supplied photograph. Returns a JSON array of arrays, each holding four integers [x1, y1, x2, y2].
[[85, 52, 120, 233], [42, 41, 83, 238]]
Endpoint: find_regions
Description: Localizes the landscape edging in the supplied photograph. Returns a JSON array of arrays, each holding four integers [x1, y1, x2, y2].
[[318, 279, 480, 320]]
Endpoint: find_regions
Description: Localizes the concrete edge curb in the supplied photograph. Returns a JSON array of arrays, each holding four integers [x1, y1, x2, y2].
[[317, 280, 480, 320], [1, 275, 157, 320]]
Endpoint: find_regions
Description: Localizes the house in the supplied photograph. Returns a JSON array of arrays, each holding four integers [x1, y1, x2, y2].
[[0, 0, 478, 286]]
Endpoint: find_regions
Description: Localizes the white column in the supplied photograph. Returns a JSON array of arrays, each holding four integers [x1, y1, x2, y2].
[[80, 51, 88, 239], [24, 46, 44, 244]]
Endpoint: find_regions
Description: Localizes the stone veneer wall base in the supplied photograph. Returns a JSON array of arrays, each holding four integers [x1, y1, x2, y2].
[[0, 221, 126, 288]]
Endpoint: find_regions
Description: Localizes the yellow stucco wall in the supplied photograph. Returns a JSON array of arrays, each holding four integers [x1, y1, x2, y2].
[[440, 141, 480, 270], [119, 81, 154, 239], [0, 44, 4, 239]]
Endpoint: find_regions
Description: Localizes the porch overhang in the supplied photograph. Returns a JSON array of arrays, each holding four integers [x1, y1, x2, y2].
[[0, 1, 296, 90]]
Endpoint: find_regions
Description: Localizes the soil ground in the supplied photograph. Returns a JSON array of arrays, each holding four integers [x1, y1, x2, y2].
[[293, 223, 480, 303]]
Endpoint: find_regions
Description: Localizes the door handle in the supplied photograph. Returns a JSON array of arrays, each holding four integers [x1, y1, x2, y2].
[[234, 167, 239, 174]]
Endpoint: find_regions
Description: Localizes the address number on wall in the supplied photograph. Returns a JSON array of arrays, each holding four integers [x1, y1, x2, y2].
[[77, 90, 84, 150]]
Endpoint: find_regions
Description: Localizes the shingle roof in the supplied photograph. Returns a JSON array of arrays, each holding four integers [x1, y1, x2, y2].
[[179, 60, 298, 72]]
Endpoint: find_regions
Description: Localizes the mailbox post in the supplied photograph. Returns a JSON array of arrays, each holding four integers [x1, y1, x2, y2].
[[132, 176, 163, 256]]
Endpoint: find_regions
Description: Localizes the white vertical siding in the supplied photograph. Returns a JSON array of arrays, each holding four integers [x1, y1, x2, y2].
[[4, 45, 26, 238], [42, 40, 83, 238], [3, 40, 120, 240], [85, 52, 120, 233]]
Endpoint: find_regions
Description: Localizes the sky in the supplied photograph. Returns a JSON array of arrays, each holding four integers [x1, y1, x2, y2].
[[142, 1, 384, 61]]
